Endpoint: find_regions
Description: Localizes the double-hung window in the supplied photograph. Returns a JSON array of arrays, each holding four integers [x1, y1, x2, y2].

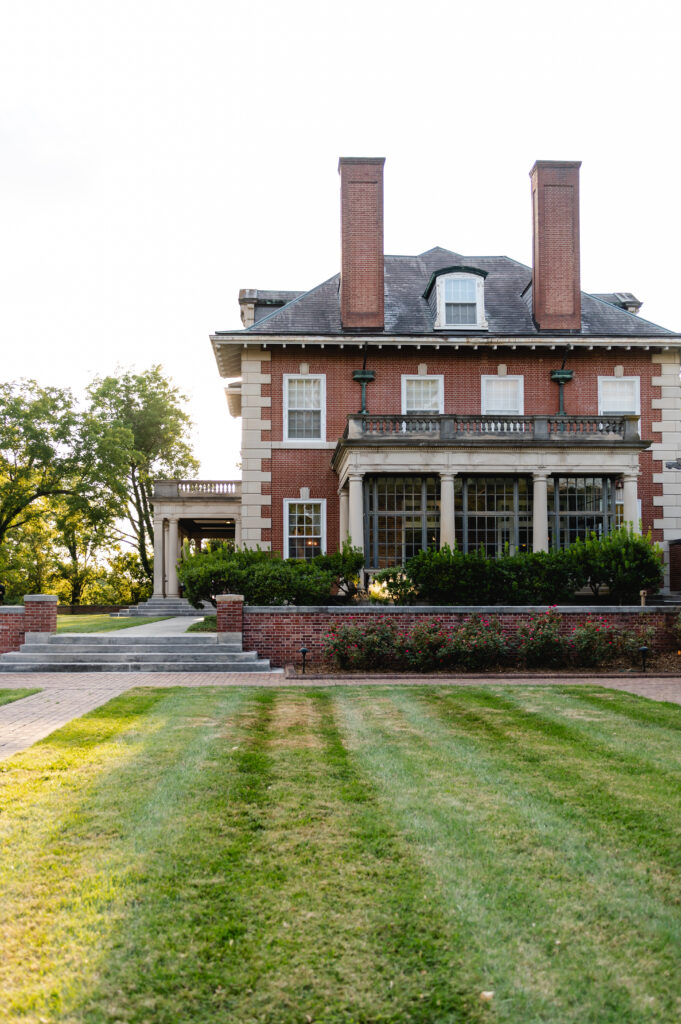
[[284, 499, 326, 559], [481, 376, 524, 415], [401, 375, 444, 415], [429, 271, 487, 329], [597, 377, 640, 416], [283, 374, 325, 441]]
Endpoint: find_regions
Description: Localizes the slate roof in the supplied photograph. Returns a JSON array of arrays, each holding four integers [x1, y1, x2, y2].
[[218, 247, 675, 338]]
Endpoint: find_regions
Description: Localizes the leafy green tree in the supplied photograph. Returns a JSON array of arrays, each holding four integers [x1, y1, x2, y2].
[[0, 509, 60, 602], [0, 380, 130, 552], [87, 367, 198, 580]]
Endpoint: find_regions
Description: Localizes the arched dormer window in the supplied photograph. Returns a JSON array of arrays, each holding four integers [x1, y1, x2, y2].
[[424, 267, 488, 330]]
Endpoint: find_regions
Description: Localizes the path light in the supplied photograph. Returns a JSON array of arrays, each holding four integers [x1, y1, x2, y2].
[[638, 644, 649, 673], [300, 646, 309, 674]]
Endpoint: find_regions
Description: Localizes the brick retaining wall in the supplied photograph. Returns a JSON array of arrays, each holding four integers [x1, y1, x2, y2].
[[240, 605, 680, 668], [0, 595, 58, 654]]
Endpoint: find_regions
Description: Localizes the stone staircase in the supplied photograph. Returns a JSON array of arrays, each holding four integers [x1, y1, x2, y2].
[[0, 634, 272, 673], [115, 596, 206, 617]]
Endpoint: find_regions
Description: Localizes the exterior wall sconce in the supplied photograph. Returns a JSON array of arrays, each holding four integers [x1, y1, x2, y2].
[[550, 368, 574, 415], [352, 369, 376, 414]]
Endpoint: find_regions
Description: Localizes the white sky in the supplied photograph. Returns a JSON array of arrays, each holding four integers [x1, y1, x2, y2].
[[2, 0, 680, 478]]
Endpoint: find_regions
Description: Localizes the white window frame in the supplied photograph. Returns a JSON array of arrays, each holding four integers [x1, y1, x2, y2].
[[401, 375, 444, 415], [283, 498, 327, 559], [598, 376, 640, 416], [481, 375, 525, 415], [435, 273, 487, 330], [283, 374, 326, 443]]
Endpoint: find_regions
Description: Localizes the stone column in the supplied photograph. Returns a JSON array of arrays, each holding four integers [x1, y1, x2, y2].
[[234, 515, 242, 549], [339, 487, 349, 545], [622, 472, 639, 530], [152, 515, 165, 597], [167, 517, 180, 597], [439, 473, 456, 549], [532, 472, 549, 553], [348, 474, 364, 554]]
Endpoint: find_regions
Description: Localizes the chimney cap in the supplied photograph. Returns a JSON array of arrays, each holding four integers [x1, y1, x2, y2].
[[338, 157, 386, 171], [530, 160, 582, 176]]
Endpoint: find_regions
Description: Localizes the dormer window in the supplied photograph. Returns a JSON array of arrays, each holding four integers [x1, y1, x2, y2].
[[425, 267, 487, 330]]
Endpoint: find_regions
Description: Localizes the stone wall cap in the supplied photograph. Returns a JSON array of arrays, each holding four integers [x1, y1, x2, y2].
[[0, 606, 25, 615], [24, 594, 58, 603], [244, 604, 678, 615], [216, 594, 245, 603]]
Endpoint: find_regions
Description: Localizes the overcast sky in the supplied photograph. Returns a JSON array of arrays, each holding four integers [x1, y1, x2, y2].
[[2, 0, 680, 478]]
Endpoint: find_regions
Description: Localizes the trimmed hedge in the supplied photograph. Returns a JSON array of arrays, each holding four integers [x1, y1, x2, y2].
[[176, 543, 364, 608], [372, 529, 663, 606]]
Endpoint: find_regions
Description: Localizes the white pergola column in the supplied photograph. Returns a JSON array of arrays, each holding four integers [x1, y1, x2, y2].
[[532, 471, 549, 553], [439, 473, 456, 549], [166, 517, 180, 597], [339, 487, 349, 545], [622, 472, 639, 530], [152, 515, 165, 597], [348, 474, 364, 554]]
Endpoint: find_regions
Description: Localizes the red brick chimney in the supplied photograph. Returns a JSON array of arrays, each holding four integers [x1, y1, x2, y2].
[[530, 160, 582, 331], [339, 157, 385, 330]]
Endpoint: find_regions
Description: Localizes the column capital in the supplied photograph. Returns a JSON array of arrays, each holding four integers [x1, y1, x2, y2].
[[348, 472, 364, 483], [532, 469, 549, 482], [439, 471, 457, 481]]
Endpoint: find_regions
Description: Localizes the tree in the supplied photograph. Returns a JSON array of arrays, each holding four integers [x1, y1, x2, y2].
[[0, 380, 128, 551], [87, 367, 198, 580]]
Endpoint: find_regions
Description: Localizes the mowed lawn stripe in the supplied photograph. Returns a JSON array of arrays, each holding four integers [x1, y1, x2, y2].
[[0, 687, 250, 1022], [2, 688, 485, 1024], [70, 688, 483, 1024], [336, 686, 681, 1024]]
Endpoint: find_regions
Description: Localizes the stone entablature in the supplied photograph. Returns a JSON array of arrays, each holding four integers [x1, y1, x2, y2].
[[152, 480, 242, 599]]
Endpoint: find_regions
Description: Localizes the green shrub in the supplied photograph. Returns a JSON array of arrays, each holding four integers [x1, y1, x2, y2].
[[570, 528, 663, 603], [323, 618, 401, 670], [517, 610, 567, 668], [453, 615, 508, 670], [568, 617, 619, 667], [176, 544, 364, 608]]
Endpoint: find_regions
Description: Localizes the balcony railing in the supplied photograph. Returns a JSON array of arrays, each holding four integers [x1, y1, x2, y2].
[[342, 414, 643, 444], [153, 479, 242, 499]]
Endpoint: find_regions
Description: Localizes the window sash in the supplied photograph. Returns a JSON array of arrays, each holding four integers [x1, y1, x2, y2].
[[404, 376, 442, 414], [481, 376, 524, 415], [598, 378, 639, 415], [286, 500, 324, 560], [284, 375, 324, 440]]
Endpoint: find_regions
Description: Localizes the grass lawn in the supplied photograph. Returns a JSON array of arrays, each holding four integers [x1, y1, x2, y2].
[[1, 685, 680, 1023], [56, 614, 172, 634], [186, 613, 217, 632], [0, 688, 40, 707]]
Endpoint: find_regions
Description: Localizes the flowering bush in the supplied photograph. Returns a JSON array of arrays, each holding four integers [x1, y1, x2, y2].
[[517, 610, 566, 668], [322, 612, 660, 672], [569, 617, 618, 667], [323, 618, 401, 671]]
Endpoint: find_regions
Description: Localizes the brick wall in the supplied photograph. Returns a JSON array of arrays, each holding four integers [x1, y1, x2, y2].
[[267, 345, 660, 552], [0, 595, 58, 654], [242, 605, 677, 668]]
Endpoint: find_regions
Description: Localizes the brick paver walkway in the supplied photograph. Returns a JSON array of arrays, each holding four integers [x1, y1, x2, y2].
[[1, 671, 680, 762]]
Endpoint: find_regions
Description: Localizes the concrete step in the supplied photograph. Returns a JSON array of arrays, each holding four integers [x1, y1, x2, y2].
[[22, 642, 242, 654], [0, 632, 272, 673], [4, 650, 260, 665], [0, 660, 272, 674], [47, 635, 225, 646], [116, 598, 205, 617]]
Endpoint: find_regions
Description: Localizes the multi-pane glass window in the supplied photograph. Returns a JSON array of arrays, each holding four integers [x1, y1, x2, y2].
[[598, 377, 640, 415], [481, 376, 524, 415], [454, 477, 532, 557], [444, 277, 478, 325], [402, 376, 443, 414], [548, 477, 616, 549], [285, 501, 324, 559], [365, 476, 440, 569], [285, 376, 324, 440]]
